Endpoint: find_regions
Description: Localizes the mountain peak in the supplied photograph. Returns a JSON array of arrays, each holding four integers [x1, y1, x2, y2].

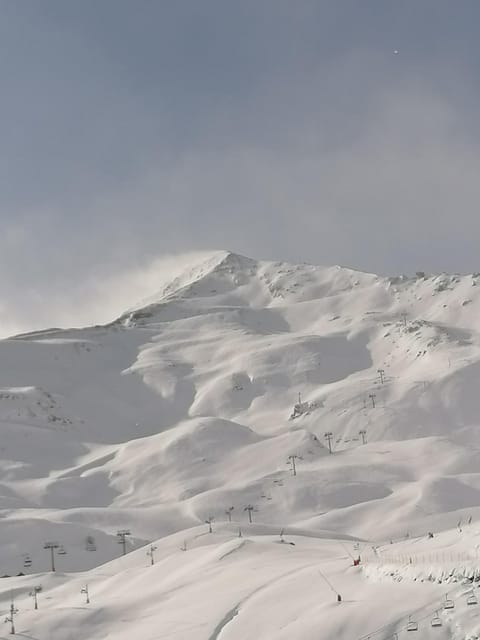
[[214, 250, 257, 269], [144, 250, 258, 302]]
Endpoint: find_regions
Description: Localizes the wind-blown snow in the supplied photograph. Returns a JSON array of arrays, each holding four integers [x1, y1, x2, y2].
[[2, 251, 480, 638]]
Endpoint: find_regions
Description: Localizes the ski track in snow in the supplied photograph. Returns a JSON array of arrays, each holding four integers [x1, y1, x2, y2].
[[208, 563, 314, 640]]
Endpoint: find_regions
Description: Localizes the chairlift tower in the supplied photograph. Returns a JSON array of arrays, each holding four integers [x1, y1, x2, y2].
[[43, 542, 60, 572], [377, 368, 385, 384], [369, 393, 376, 409], [146, 544, 157, 566], [205, 517, 214, 533], [81, 584, 90, 604], [225, 506, 234, 522], [359, 429, 367, 445], [244, 505, 255, 523], [324, 432, 333, 454], [116, 530, 131, 556], [287, 454, 302, 476], [29, 586, 42, 610], [4, 599, 18, 635]]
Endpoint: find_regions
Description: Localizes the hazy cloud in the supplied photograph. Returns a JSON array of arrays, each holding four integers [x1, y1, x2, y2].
[[2, 1, 480, 335]]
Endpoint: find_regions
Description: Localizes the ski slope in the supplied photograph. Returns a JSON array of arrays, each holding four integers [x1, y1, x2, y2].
[[1, 250, 480, 638]]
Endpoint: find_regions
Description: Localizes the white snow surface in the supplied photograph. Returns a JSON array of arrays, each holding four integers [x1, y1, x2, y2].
[[2, 251, 480, 638]]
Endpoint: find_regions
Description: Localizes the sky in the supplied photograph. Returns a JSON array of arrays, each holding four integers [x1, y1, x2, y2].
[[2, 0, 480, 335]]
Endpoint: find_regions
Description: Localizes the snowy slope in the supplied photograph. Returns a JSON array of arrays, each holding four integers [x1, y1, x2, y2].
[[2, 251, 480, 638]]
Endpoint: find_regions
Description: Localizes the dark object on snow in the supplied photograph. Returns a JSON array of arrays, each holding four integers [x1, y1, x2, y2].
[[428, 532, 434, 538], [337, 594, 342, 602]]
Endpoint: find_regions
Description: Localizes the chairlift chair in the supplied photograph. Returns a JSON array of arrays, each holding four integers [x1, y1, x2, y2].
[[431, 611, 442, 627], [58, 545, 67, 556], [467, 592, 478, 606], [443, 594, 455, 610], [23, 555, 32, 568], [406, 615, 418, 632]]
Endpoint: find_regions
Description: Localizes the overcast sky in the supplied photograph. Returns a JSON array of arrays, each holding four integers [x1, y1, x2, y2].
[[2, 1, 480, 335]]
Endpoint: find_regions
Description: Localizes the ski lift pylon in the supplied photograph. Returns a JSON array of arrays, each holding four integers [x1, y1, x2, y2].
[[406, 615, 418, 632]]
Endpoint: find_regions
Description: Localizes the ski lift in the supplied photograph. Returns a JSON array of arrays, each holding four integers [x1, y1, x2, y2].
[[23, 555, 32, 568], [85, 535, 96, 551], [443, 594, 455, 610], [58, 545, 67, 556], [406, 615, 418, 632], [431, 611, 442, 627], [467, 592, 478, 606]]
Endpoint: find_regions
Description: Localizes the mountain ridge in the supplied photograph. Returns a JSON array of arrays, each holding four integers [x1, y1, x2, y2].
[[2, 251, 480, 638]]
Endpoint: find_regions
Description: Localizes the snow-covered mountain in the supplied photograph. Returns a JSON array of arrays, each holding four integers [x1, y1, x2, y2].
[[2, 250, 480, 639]]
